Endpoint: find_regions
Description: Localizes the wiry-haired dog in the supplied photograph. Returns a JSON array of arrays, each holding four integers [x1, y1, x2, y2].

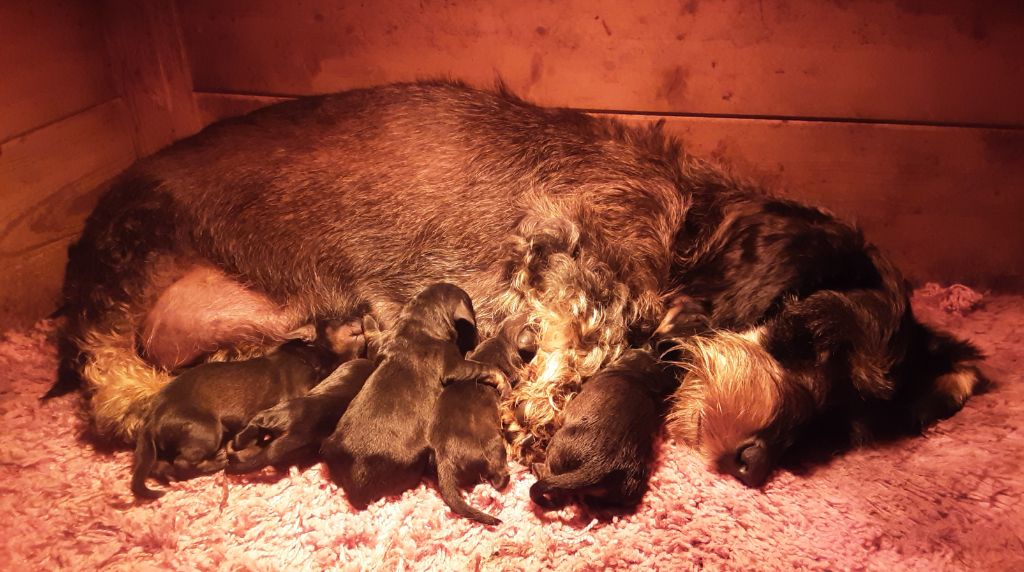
[[531, 349, 677, 508], [321, 283, 505, 508], [132, 339, 339, 498], [428, 314, 538, 525], [660, 197, 986, 486], [57, 80, 985, 487]]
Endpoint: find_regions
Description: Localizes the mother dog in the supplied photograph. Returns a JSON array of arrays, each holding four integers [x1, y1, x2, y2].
[[54, 80, 983, 485]]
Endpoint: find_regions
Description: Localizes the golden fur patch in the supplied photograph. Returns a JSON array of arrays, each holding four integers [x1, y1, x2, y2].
[[79, 327, 171, 441], [934, 366, 982, 405], [664, 328, 784, 461]]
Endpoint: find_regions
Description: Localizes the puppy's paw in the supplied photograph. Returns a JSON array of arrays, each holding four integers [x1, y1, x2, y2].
[[490, 469, 511, 490]]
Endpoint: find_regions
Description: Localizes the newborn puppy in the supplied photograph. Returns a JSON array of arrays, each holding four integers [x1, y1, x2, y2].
[[428, 314, 538, 525], [227, 316, 382, 473], [131, 340, 338, 498], [530, 349, 677, 508], [321, 283, 505, 508]]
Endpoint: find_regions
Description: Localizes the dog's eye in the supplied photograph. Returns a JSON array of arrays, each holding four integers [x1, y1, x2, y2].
[[259, 431, 275, 444]]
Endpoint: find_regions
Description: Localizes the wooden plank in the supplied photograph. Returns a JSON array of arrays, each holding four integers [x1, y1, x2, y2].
[[194, 92, 292, 127], [0, 1, 117, 142], [0, 236, 76, 330], [644, 116, 1024, 289], [176, 0, 1024, 126], [186, 92, 1024, 288], [101, 0, 203, 156], [0, 99, 136, 261]]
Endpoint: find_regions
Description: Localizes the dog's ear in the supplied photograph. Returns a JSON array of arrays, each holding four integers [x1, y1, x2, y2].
[[452, 295, 478, 355], [361, 314, 380, 335], [452, 297, 476, 329], [515, 321, 539, 364]]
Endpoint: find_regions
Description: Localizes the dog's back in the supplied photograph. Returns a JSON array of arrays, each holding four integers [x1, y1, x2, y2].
[[323, 352, 440, 505]]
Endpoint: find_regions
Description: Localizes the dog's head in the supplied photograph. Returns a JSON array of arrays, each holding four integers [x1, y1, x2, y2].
[[404, 282, 478, 353], [665, 251, 985, 487]]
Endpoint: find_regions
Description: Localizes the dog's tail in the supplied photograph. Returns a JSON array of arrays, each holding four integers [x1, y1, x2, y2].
[[436, 461, 501, 526], [529, 463, 605, 508], [131, 427, 164, 499]]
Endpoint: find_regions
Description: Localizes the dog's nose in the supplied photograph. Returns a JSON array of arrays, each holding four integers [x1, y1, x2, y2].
[[719, 440, 772, 488]]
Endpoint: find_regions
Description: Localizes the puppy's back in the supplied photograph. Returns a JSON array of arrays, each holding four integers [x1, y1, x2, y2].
[[322, 356, 436, 506]]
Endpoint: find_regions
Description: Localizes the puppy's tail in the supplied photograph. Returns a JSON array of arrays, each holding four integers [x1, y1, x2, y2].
[[529, 464, 604, 508], [131, 428, 164, 499], [436, 461, 501, 526]]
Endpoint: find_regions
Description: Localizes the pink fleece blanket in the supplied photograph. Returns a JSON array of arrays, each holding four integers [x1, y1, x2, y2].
[[1, 287, 1020, 571]]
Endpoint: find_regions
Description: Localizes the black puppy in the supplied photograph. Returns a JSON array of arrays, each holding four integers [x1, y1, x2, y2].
[[321, 283, 505, 508], [131, 340, 340, 498], [530, 349, 677, 508], [226, 316, 382, 473], [428, 314, 538, 525]]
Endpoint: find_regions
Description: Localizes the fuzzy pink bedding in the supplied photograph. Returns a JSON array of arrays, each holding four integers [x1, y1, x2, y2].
[[0, 286, 1020, 571]]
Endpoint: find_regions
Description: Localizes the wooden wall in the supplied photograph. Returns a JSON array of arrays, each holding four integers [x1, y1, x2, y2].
[[0, 0, 200, 329], [0, 0, 1021, 329], [179, 0, 1024, 291]]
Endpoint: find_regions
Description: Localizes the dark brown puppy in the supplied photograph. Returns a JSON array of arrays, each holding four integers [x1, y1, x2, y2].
[[530, 349, 677, 509], [226, 359, 374, 473], [132, 340, 338, 498], [321, 283, 505, 508], [428, 315, 538, 525], [226, 316, 382, 473]]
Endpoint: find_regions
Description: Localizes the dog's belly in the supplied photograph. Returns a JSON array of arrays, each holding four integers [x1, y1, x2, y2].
[[141, 265, 307, 369]]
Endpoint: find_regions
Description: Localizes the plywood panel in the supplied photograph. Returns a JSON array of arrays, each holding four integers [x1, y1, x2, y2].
[[195, 92, 292, 126], [647, 116, 1024, 288], [0, 236, 77, 330], [176, 92, 1024, 288], [0, 99, 136, 261], [0, 1, 117, 142], [177, 0, 1024, 126], [102, 0, 203, 156]]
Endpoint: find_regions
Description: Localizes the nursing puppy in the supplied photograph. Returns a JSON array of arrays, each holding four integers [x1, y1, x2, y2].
[[226, 360, 373, 473], [227, 317, 382, 473], [321, 283, 506, 508], [428, 315, 538, 525], [132, 340, 338, 498], [530, 349, 677, 509]]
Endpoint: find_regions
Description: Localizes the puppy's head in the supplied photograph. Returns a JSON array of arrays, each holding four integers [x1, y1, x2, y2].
[[406, 282, 478, 353]]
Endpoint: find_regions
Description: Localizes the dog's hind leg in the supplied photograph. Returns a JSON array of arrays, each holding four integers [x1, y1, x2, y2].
[[899, 320, 987, 431]]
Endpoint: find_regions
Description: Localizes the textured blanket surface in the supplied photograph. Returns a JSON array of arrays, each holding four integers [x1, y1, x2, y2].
[[0, 287, 1020, 571]]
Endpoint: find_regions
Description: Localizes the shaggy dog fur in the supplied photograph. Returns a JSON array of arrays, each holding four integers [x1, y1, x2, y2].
[[53, 80, 984, 485]]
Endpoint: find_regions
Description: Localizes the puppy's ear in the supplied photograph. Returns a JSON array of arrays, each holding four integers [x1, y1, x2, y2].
[[452, 296, 478, 355], [362, 314, 380, 335], [452, 297, 476, 329], [362, 315, 382, 361]]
